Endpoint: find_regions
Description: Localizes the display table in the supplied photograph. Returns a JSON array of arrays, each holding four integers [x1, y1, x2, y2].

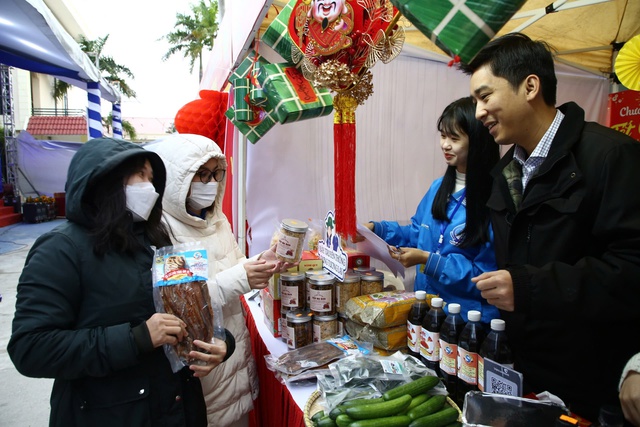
[[242, 292, 316, 427]]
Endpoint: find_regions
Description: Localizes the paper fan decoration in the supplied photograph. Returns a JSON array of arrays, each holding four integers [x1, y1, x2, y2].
[[616, 34, 640, 91]]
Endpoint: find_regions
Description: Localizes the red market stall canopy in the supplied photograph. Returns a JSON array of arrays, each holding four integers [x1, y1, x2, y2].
[[0, 0, 120, 103]]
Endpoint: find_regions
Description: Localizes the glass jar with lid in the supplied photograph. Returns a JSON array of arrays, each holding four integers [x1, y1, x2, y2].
[[275, 219, 308, 263], [280, 271, 306, 310], [335, 271, 361, 315], [352, 266, 376, 275], [305, 269, 328, 311], [308, 273, 336, 316], [313, 313, 338, 343], [360, 271, 385, 295], [286, 309, 313, 349]]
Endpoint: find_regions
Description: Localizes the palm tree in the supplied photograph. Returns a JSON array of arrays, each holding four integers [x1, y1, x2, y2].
[[103, 113, 137, 141], [78, 35, 136, 98], [53, 35, 136, 102], [160, 0, 219, 81]]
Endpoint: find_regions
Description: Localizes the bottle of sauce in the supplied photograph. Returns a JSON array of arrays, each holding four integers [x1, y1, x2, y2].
[[407, 291, 429, 358], [420, 297, 445, 374], [456, 310, 486, 406], [478, 318, 512, 392], [438, 303, 465, 400]]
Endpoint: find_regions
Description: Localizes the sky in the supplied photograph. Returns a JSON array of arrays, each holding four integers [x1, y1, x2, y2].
[[66, 0, 207, 120]]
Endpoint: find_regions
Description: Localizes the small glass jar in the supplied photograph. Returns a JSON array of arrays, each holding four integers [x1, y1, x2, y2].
[[305, 269, 328, 311], [335, 271, 361, 315], [275, 219, 308, 263], [280, 306, 291, 343], [313, 313, 338, 343], [360, 271, 384, 295], [280, 271, 306, 309], [286, 309, 313, 349], [308, 274, 336, 316]]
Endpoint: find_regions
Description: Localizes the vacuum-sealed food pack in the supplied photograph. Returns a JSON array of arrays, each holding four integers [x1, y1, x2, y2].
[[152, 242, 224, 372]]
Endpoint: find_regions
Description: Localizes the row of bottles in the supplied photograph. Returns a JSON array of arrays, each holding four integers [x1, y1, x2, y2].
[[407, 292, 512, 405]]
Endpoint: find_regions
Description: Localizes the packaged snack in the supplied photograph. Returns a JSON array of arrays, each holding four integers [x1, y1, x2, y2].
[[345, 291, 416, 328], [152, 242, 225, 372]]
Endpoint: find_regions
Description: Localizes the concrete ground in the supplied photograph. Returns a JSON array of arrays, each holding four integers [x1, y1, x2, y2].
[[0, 219, 64, 427]]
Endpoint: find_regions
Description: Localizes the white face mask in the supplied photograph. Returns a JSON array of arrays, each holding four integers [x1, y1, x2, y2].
[[125, 182, 159, 222], [187, 181, 218, 212]]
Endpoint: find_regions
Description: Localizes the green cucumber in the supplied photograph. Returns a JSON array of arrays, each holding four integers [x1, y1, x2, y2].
[[340, 397, 385, 407], [407, 407, 459, 427], [330, 406, 346, 420], [311, 410, 326, 423], [350, 415, 412, 427], [443, 422, 462, 427], [346, 394, 412, 420], [317, 415, 338, 427], [400, 394, 432, 415], [383, 376, 440, 401], [335, 413, 355, 427], [407, 395, 446, 420]]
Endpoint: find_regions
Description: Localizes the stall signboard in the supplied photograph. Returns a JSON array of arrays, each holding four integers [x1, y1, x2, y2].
[[317, 210, 348, 281], [606, 90, 640, 142]]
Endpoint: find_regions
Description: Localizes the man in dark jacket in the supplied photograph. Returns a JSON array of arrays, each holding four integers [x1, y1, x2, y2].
[[8, 138, 235, 427], [463, 33, 640, 422]]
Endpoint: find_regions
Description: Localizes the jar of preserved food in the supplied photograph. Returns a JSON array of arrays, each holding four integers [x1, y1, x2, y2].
[[352, 266, 376, 275], [280, 306, 291, 343], [275, 219, 308, 263], [280, 271, 306, 309], [313, 313, 338, 343], [308, 274, 336, 316], [305, 269, 328, 310], [335, 271, 361, 315], [360, 271, 384, 295], [286, 309, 313, 349]]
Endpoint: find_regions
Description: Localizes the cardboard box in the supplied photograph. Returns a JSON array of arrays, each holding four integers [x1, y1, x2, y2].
[[298, 250, 323, 273], [260, 288, 282, 338], [344, 248, 370, 269]]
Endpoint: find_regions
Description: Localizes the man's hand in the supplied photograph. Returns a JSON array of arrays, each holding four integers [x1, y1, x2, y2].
[[472, 270, 515, 312]]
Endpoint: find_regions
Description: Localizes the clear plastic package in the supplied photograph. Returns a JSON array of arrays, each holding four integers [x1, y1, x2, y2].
[[152, 242, 225, 372]]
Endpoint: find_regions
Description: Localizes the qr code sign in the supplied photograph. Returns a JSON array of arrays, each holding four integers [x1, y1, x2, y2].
[[486, 371, 517, 396]]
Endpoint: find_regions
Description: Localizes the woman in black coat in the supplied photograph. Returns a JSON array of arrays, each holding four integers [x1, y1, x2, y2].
[[8, 138, 234, 427]]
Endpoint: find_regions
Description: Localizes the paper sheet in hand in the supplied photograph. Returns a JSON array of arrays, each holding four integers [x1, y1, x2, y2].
[[355, 223, 405, 278]]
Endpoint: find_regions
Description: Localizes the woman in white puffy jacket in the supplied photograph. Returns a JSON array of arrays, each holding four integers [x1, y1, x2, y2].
[[146, 133, 283, 427]]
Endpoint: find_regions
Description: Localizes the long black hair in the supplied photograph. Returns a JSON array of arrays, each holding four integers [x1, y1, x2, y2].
[[86, 154, 171, 256], [432, 96, 499, 248]]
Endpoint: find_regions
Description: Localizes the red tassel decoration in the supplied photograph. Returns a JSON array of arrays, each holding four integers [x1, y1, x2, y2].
[[333, 93, 358, 239]]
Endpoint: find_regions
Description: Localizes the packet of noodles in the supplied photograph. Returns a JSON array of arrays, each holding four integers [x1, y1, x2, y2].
[[152, 242, 225, 372]]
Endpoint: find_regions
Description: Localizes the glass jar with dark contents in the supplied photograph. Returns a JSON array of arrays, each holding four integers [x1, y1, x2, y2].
[[308, 274, 336, 316], [286, 309, 313, 349], [280, 271, 306, 310], [305, 269, 328, 311], [360, 271, 385, 295]]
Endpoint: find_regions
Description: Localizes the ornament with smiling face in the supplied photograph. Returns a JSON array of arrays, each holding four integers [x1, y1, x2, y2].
[[309, 0, 347, 31]]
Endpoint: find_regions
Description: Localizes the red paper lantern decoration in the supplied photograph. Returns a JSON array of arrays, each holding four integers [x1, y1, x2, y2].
[[174, 90, 229, 150]]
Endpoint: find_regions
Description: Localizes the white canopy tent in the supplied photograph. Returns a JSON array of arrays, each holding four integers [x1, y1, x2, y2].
[[0, 0, 120, 102]]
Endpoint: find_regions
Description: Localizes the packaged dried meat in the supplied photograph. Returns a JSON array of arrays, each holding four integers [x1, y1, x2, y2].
[[152, 242, 225, 372]]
